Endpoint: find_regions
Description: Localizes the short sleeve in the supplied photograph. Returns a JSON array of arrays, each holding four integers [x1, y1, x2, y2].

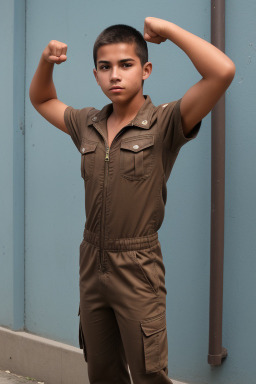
[[160, 98, 201, 153], [64, 106, 94, 152]]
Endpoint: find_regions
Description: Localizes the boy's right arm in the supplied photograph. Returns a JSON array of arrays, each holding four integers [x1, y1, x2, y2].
[[29, 40, 69, 134]]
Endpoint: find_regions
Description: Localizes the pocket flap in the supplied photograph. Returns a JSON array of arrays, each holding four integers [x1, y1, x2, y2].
[[140, 312, 166, 337], [80, 141, 98, 154], [121, 136, 154, 152]]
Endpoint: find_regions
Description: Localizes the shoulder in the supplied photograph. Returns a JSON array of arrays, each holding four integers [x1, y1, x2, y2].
[[150, 98, 181, 124], [154, 99, 180, 114], [64, 105, 100, 126], [64, 105, 98, 118]]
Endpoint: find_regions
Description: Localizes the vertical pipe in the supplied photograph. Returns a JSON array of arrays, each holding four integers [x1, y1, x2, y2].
[[208, 0, 228, 366]]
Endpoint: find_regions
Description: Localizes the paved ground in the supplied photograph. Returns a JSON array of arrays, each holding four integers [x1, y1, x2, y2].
[[0, 369, 182, 384], [0, 370, 44, 384]]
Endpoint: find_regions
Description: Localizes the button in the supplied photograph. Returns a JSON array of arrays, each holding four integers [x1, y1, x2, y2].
[[142, 120, 147, 125], [133, 144, 139, 150], [162, 103, 168, 108], [81, 148, 85, 153], [92, 116, 97, 122]]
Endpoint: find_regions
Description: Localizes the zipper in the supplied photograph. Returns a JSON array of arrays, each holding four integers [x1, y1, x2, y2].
[[99, 144, 109, 271], [91, 123, 132, 271], [105, 147, 110, 161]]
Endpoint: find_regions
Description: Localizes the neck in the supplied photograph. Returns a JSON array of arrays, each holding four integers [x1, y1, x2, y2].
[[111, 91, 146, 123]]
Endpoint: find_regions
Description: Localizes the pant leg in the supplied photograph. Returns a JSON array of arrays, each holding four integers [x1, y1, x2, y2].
[[115, 311, 172, 384], [103, 236, 173, 384], [79, 239, 131, 384], [79, 306, 131, 384]]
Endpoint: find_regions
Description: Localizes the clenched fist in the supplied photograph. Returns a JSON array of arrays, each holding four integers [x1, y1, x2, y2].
[[42, 40, 68, 64], [144, 17, 167, 44]]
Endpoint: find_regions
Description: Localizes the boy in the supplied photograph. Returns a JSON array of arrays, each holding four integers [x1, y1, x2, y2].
[[29, 17, 235, 384]]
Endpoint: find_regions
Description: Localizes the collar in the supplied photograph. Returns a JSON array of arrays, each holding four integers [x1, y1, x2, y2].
[[88, 95, 155, 130]]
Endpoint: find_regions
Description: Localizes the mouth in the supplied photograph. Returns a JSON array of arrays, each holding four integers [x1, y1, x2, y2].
[[109, 86, 124, 92]]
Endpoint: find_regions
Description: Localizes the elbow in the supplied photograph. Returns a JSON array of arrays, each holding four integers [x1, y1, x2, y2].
[[29, 86, 54, 110], [29, 85, 37, 108], [221, 60, 236, 86], [226, 61, 236, 81]]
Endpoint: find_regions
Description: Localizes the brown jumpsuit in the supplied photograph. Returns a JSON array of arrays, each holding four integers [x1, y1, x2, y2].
[[64, 96, 200, 384]]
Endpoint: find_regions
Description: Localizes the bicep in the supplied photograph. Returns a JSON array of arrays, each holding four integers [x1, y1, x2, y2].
[[32, 98, 69, 134], [180, 76, 233, 137]]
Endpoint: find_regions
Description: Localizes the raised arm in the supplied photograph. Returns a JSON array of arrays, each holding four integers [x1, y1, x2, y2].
[[144, 17, 236, 136], [29, 40, 69, 134]]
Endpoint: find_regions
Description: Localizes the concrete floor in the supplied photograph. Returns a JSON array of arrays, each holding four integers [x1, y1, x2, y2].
[[0, 369, 184, 384], [0, 370, 44, 384]]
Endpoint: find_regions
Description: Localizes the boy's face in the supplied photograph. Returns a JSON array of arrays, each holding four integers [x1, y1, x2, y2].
[[93, 42, 152, 104]]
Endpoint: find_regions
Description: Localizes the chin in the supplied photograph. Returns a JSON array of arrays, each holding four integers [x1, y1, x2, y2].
[[108, 93, 128, 103]]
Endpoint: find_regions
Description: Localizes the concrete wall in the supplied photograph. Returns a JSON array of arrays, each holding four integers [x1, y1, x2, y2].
[[0, 1, 256, 383]]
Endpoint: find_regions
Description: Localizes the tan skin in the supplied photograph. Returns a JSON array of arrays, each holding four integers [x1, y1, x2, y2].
[[93, 43, 152, 148], [143, 17, 235, 135], [29, 17, 235, 139]]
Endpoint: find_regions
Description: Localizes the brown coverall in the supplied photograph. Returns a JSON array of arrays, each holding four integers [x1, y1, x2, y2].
[[64, 96, 201, 384]]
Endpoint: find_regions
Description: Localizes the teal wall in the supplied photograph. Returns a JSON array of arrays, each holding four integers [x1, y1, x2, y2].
[[0, 0, 25, 330], [1, 1, 256, 383]]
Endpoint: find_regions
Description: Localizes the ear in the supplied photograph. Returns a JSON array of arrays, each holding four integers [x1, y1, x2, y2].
[[93, 68, 100, 85], [142, 61, 152, 81]]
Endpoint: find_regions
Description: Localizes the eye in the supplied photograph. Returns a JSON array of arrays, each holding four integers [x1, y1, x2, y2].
[[99, 64, 110, 70], [122, 63, 132, 68]]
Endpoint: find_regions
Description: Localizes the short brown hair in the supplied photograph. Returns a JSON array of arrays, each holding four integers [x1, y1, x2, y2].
[[93, 24, 148, 68]]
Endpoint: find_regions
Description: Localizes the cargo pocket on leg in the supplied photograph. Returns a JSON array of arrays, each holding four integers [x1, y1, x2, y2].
[[78, 306, 88, 362], [140, 311, 168, 373]]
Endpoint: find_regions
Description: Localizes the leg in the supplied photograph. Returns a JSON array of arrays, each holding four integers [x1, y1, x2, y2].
[[79, 240, 131, 384], [115, 311, 173, 384], [105, 239, 173, 383], [80, 305, 132, 384]]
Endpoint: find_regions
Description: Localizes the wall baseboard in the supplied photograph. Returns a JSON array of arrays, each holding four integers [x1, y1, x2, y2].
[[0, 326, 89, 384], [0, 326, 187, 384]]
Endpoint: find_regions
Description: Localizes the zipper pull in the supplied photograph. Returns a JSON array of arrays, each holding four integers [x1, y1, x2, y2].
[[105, 147, 110, 161]]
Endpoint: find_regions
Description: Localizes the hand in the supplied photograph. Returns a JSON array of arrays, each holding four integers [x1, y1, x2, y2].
[[144, 17, 167, 44], [42, 40, 68, 64]]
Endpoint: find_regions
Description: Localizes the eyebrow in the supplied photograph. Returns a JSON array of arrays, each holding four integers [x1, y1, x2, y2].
[[97, 58, 136, 64]]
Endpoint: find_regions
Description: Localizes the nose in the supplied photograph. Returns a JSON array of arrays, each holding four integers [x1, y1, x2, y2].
[[110, 66, 121, 82]]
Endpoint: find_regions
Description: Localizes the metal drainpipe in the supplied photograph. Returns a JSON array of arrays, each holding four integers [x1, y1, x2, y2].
[[208, 0, 228, 366]]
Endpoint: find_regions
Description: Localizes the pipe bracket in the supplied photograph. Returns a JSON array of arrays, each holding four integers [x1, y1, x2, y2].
[[208, 347, 228, 366]]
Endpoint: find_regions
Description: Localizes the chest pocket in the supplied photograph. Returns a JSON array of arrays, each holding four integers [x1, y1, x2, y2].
[[120, 135, 154, 181], [80, 139, 98, 180]]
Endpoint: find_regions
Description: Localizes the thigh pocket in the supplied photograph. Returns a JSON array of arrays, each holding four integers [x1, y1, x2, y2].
[[78, 306, 88, 362], [80, 140, 98, 180], [140, 311, 168, 373], [120, 135, 154, 180]]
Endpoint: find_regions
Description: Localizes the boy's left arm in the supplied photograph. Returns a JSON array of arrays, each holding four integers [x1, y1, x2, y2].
[[144, 17, 236, 137]]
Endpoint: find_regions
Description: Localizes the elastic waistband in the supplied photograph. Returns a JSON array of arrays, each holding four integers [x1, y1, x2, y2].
[[83, 229, 159, 251]]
